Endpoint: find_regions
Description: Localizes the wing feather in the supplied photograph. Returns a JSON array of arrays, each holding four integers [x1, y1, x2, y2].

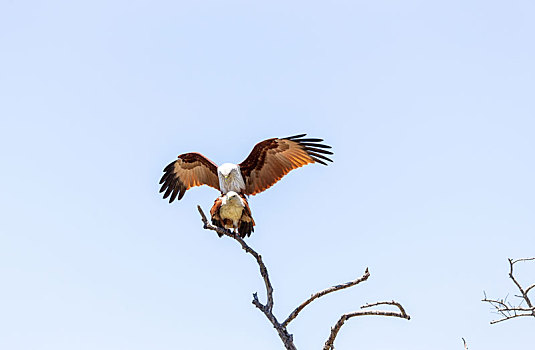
[[159, 152, 219, 202], [307, 151, 333, 162], [284, 133, 307, 140], [239, 134, 333, 195], [238, 195, 255, 238], [304, 147, 333, 155], [299, 142, 332, 149]]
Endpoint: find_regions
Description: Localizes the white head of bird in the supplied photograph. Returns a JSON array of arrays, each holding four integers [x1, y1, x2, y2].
[[224, 191, 243, 206], [217, 163, 246, 194]]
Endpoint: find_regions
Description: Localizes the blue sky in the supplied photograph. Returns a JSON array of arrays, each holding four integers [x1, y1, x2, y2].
[[1, 1, 534, 349]]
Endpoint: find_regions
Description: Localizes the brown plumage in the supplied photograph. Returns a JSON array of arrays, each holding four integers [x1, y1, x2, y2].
[[239, 134, 333, 195], [159, 153, 219, 202], [210, 192, 255, 238], [159, 134, 333, 202]]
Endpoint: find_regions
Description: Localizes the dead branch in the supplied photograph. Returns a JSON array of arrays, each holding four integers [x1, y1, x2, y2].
[[323, 300, 410, 350], [197, 205, 410, 349], [197, 206, 293, 349], [482, 257, 535, 324], [282, 269, 371, 327]]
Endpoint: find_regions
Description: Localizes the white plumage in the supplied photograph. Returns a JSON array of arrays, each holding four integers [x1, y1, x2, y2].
[[217, 163, 246, 194]]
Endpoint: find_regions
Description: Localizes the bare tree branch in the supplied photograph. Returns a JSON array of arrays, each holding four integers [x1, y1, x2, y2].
[[496, 307, 535, 312], [282, 269, 371, 327], [197, 205, 274, 311], [524, 284, 535, 295], [197, 205, 410, 349], [511, 257, 535, 264], [482, 257, 535, 324], [462, 337, 468, 350], [487, 313, 534, 325], [197, 206, 293, 348], [361, 300, 409, 318], [323, 301, 411, 350]]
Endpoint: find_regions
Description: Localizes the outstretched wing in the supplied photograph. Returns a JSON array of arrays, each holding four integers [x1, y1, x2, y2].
[[159, 152, 220, 202], [239, 134, 333, 196]]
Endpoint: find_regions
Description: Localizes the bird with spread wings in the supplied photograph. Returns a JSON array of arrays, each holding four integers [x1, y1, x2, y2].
[[159, 134, 333, 202]]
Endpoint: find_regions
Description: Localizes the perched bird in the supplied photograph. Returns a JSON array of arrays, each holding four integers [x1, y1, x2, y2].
[[210, 191, 255, 238], [159, 134, 333, 202]]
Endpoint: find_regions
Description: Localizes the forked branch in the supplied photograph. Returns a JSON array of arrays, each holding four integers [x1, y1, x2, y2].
[[197, 205, 410, 349], [482, 257, 535, 324], [323, 301, 410, 350], [282, 269, 371, 327]]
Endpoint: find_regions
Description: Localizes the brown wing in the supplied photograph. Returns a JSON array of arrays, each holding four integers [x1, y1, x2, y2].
[[238, 194, 255, 238], [239, 134, 333, 195], [159, 152, 219, 202]]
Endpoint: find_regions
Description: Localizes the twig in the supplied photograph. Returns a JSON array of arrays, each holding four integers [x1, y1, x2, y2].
[[282, 268, 370, 327], [488, 313, 534, 324], [323, 301, 410, 350], [462, 337, 468, 350], [361, 300, 409, 318], [511, 257, 535, 264], [496, 307, 535, 312], [525, 284, 535, 295]]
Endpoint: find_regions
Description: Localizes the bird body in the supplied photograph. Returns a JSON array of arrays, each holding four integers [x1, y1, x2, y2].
[[210, 191, 255, 238]]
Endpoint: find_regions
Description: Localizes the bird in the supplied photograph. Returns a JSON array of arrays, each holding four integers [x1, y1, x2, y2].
[[159, 134, 333, 202], [210, 191, 255, 238]]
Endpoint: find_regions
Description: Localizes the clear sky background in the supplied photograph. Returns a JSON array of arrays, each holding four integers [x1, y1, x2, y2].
[[1, 1, 534, 349]]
